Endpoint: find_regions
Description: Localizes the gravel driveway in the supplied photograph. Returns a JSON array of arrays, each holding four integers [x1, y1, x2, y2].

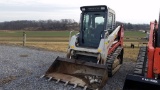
[[0, 45, 135, 90]]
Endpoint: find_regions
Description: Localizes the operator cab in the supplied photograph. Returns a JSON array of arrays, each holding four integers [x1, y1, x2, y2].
[[79, 5, 116, 48]]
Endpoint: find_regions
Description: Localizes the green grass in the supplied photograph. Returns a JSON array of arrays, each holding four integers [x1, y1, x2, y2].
[[0, 30, 147, 43], [0, 30, 145, 38], [0, 31, 78, 37], [124, 31, 146, 38], [25, 31, 78, 37], [0, 31, 23, 37]]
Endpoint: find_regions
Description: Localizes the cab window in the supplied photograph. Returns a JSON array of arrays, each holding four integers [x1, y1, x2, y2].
[[107, 12, 113, 30]]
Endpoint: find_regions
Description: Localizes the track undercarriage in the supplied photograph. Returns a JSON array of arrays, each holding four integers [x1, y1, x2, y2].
[[123, 46, 160, 90]]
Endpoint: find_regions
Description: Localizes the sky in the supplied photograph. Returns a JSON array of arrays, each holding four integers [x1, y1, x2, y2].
[[0, 0, 160, 24]]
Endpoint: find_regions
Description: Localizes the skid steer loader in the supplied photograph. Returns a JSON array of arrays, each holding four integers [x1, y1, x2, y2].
[[123, 19, 160, 89], [41, 5, 124, 89]]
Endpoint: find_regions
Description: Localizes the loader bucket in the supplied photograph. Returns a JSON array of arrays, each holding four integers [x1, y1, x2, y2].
[[44, 56, 108, 89], [123, 74, 160, 90]]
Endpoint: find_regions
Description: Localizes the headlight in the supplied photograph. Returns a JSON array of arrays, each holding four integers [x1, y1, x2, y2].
[[101, 7, 105, 10], [82, 8, 85, 11]]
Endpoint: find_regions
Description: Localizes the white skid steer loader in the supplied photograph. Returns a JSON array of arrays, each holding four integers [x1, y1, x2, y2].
[[42, 5, 124, 90]]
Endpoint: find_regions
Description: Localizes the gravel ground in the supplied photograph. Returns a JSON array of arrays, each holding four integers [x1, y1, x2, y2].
[[0, 45, 136, 90]]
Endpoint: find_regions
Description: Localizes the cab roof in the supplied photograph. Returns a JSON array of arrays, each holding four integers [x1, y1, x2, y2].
[[80, 5, 115, 14]]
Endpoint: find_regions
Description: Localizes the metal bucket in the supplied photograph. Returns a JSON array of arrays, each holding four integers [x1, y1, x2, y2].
[[44, 56, 108, 89]]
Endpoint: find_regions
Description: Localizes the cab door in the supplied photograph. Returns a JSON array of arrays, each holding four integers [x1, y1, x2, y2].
[[79, 12, 105, 48]]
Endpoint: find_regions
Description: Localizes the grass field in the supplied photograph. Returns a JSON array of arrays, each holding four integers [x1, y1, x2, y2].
[[124, 31, 146, 38], [0, 30, 147, 61], [0, 30, 78, 37], [0, 30, 146, 36]]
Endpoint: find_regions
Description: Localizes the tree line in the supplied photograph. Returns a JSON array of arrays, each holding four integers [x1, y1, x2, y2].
[[0, 20, 149, 31], [0, 19, 78, 30], [116, 21, 149, 30]]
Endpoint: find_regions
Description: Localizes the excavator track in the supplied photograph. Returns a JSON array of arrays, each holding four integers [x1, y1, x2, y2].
[[133, 46, 147, 76], [107, 46, 123, 77]]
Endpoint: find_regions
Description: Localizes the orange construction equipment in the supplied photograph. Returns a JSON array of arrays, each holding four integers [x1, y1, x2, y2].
[[123, 19, 160, 90]]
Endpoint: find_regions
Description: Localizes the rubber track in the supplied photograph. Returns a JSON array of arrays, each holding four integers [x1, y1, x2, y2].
[[107, 46, 123, 77], [133, 46, 147, 76]]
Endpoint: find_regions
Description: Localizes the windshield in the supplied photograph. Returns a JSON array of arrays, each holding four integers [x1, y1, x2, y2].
[[82, 12, 105, 31], [79, 12, 106, 48]]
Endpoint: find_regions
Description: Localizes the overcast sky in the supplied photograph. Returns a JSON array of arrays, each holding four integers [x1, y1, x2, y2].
[[0, 0, 160, 24]]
